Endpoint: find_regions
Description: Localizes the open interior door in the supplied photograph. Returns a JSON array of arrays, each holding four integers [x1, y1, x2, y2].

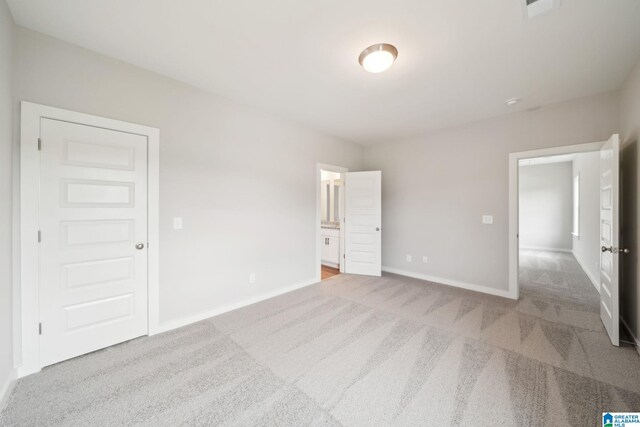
[[344, 171, 381, 276], [599, 134, 620, 346]]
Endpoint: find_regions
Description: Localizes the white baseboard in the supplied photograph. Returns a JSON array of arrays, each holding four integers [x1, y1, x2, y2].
[[0, 368, 16, 416], [321, 261, 339, 269], [152, 277, 319, 335], [382, 266, 516, 300], [621, 317, 640, 357], [520, 245, 572, 253], [572, 250, 600, 293]]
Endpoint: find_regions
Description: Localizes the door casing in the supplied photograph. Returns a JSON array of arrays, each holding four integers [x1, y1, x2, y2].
[[18, 102, 160, 377]]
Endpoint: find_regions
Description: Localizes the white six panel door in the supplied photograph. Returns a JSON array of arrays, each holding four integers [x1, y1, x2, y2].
[[345, 171, 382, 276], [39, 118, 149, 366], [599, 134, 620, 346]]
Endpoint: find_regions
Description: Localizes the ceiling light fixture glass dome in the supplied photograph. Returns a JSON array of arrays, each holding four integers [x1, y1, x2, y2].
[[359, 43, 398, 73]]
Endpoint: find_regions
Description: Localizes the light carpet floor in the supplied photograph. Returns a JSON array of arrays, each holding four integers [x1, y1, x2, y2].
[[2, 249, 639, 426]]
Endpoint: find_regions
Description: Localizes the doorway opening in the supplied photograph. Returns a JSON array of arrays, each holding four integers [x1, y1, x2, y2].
[[518, 151, 600, 307], [509, 136, 625, 347], [316, 164, 347, 281]]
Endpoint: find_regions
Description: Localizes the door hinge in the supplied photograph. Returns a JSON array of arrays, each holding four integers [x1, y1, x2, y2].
[[37, 138, 41, 151], [38, 230, 41, 242], [39, 323, 42, 335]]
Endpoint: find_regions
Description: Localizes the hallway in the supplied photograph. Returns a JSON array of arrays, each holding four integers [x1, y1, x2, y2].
[[519, 249, 600, 310]]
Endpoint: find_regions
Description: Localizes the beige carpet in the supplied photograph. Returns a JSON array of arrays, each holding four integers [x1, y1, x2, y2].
[[2, 249, 639, 426]]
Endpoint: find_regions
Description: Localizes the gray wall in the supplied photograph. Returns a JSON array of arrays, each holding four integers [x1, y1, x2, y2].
[[519, 162, 573, 251], [363, 92, 618, 293], [619, 58, 640, 346], [572, 151, 601, 289], [12, 28, 364, 344], [0, 0, 14, 403]]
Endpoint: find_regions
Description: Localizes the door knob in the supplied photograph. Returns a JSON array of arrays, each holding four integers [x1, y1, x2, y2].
[[601, 246, 612, 253], [621, 248, 631, 254], [136, 243, 145, 250], [376, 227, 380, 231]]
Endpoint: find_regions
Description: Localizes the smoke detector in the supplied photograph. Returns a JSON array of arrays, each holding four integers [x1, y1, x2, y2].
[[522, 0, 559, 19], [506, 97, 521, 106]]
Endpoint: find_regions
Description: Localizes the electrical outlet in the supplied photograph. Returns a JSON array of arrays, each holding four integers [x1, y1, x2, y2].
[[173, 217, 183, 229], [482, 215, 494, 225], [249, 273, 256, 284], [406, 255, 412, 262], [422, 256, 428, 264]]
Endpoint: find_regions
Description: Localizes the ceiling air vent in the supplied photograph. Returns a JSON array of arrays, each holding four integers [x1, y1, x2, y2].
[[522, 0, 559, 19]]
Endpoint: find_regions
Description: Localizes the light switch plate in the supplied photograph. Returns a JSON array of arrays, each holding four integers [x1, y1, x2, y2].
[[482, 215, 494, 225], [406, 255, 412, 262], [173, 217, 183, 230], [249, 273, 256, 284]]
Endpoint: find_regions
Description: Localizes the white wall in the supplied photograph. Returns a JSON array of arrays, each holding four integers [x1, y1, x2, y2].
[[572, 151, 601, 289], [518, 162, 573, 251], [0, 0, 15, 406], [12, 28, 364, 348], [363, 92, 618, 294], [619, 58, 640, 348]]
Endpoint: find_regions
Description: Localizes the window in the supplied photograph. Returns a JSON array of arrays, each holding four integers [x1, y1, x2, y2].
[[572, 173, 580, 236]]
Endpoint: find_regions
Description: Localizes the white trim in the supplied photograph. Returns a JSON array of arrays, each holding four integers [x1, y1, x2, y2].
[[520, 246, 572, 253], [572, 172, 580, 237], [146, 124, 161, 335], [0, 369, 16, 415], [18, 102, 160, 377], [321, 261, 339, 269], [509, 141, 605, 301], [572, 250, 600, 293], [154, 277, 318, 334], [382, 266, 516, 300], [316, 163, 348, 282], [621, 317, 640, 357]]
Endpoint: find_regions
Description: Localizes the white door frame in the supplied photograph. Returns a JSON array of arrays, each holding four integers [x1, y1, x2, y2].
[[18, 102, 160, 377], [508, 141, 605, 300], [316, 163, 348, 281]]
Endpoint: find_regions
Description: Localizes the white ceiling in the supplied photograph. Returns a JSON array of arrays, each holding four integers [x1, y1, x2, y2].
[[7, 0, 640, 145]]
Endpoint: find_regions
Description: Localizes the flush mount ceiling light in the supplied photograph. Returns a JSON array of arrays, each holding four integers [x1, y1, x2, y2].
[[522, 0, 559, 19], [506, 97, 521, 106], [358, 43, 398, 73]]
